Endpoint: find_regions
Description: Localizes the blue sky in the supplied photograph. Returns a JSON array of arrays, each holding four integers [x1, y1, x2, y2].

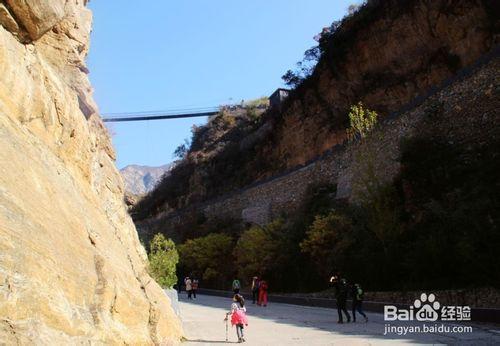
[[87, 1, 355, 168]]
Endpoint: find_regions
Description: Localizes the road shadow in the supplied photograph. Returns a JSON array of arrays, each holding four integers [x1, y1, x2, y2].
[[178, 294, 500, 345]]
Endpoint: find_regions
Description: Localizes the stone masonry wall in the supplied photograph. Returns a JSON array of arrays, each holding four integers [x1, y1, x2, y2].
[[138, 49, 499, 241], [291, 287, 500, 309]]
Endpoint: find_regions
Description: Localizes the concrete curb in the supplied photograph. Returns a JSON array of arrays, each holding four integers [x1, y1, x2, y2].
[[164, 288, 181, 317], [197, 288, 500, 324]]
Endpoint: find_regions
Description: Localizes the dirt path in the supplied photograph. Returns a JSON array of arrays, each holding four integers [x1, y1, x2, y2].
[[178, 294, 500, 345]]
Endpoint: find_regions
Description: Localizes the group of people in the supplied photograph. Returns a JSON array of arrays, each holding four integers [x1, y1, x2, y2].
[[250, 276, 268, 306], [330, 273, 368, 324], [183, 276, 199, 299], [232, 277, 268, 306], [184, 272, 367, 342]]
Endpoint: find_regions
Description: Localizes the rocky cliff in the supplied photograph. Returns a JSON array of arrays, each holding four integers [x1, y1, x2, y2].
[[0, 1, 182, 343], [137, 55, 499, 245], [133, 0, 499, 221], [267, 0, 498, 169]]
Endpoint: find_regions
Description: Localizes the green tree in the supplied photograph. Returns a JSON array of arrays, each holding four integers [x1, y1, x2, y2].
[[178, 233, 234, 288], [234, 226, 275, 281], [351, 146, 402, 257], [361, 181, 402, 257], [148, 234, 179, 288], [235, 219, 305, 289], [300, 211, 355, 277], [281, 69, 303, 88]]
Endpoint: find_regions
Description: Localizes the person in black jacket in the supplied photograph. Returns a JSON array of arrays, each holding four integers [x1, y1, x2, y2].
[[330, 274, 350, 323], [351, 283, 368, 322], [251, 276, 260, 304]]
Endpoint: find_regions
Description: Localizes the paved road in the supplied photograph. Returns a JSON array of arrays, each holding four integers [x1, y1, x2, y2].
[[178, 294, 500, 345]]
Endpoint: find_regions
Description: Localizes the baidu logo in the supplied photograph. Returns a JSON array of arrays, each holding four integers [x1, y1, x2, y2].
[[384, 293, 471, 322], [413, 293, 440, 321]]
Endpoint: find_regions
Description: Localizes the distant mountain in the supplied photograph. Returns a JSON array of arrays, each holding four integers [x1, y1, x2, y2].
[[120, 164, 173, 195]]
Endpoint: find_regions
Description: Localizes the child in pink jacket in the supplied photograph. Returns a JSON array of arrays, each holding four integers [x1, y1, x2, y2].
[[225, 302, 248, 343]]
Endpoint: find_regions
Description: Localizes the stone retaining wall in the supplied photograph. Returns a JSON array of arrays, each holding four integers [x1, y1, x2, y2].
[[138, 47, 499, 240]]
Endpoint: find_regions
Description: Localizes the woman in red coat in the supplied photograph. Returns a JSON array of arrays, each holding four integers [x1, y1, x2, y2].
[[258, 280, 268, 307]]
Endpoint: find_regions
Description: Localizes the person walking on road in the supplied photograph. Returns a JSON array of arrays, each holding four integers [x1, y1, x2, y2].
[[177, 277, 183, 294], [232, 278, 241, 294], [351, 283, 368, 322], [192, 278, 199, 299], [251, 276, 260, 304], [185, 277, 193, 299], [225, 302, 248, 343], [258, 280, 268, 307], [330, 274, 350, 323]]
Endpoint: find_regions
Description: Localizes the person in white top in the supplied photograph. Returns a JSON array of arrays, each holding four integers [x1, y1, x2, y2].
[[185, 277, 193, 299]]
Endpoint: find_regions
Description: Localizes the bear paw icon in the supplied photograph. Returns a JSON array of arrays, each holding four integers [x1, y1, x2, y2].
[[414, 293, 440, 321]]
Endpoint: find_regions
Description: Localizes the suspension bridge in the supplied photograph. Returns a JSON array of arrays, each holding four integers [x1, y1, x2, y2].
[[101, 106, 222, 122], [99, 88, 287, 123]]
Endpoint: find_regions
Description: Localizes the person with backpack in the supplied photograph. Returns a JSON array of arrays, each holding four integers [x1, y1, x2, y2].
[[257, 280, 268, 307], [351, 283, 368, 322], [224, 302, 248, 343], [330, 274, 350, 323], [251, 276, 260, 304], [232, 278, 241, 294]]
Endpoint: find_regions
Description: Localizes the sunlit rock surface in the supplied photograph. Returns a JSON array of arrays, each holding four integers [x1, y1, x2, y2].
[[0, 1, 182, 343]]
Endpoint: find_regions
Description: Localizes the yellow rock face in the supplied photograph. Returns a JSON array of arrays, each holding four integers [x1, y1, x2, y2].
[[0, 1, 182, 344]]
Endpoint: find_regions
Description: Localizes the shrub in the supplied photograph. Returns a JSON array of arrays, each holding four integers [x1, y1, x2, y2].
[[246, 106, 259, 122], [244, 97, 269, 108], [148, 234, 179, 288], [173, 138, 191, 159], [346, 102, 378, 141]]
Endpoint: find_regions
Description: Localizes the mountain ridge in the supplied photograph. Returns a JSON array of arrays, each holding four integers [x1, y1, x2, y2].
[[120, 163, 173, 195]]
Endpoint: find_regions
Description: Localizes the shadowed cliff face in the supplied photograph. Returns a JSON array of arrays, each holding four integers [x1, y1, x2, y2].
[[133, 0, 498, 220], [268, 0, 498, 169], [0, 1, 182, 343]]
